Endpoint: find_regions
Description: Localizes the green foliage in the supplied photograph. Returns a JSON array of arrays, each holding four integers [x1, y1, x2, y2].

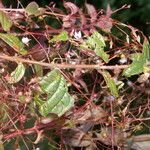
[[82, 31, 109, 63], [143, 41, 150, 62], [25, 2, 41, 16], [0, 33, 27, 55], [50, 31, 69, 42], [0, 104, 8, 122], [0, 1, 149, 149], [0, 141, 4, 150], [101, 70, 119, 97], [7, 63, 25, 84], [0, 10, 12, 31], [36, 69, 74, 117], [34, 64, 43, 77], [123, 41, 150, 77]]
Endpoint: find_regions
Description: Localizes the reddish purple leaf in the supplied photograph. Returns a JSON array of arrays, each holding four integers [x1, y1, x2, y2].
[[106, 4, 113, 17], [64, 2, 79, 15], [85, 3, 97, 23], [63, 2, 78, 28], [62, 15, 76, 28], [79, 10, 87, 27], [96, 15, 113, 32]]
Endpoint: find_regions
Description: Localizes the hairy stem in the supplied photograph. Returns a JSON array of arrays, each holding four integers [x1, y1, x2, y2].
[[0, 55, 128, 70]]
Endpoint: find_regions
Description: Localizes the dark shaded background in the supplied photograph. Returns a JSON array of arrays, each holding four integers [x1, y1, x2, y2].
[[3, 0, 150, 36]]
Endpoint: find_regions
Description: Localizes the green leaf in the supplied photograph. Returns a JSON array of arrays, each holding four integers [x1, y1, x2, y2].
[[25, 2, 41, 16], [0, 10, 12, 31], [0, 33, 27, 55], [101, 70, 119, 97], [36, 69, 74, 117], [130, 53, 141, 61], [143, 41, 150, 61], [91, 31, 106, 47], [8, 63, 25, 84], [0, 141, 4, 150], [34, 64, 43, 77], [95, 47, 109, 63], [123, 41, 150, 77], [83, 31, 109, 63], [123, 56, 143, 77], [0, 104, 8, 121], [50, 31, 69, 42]]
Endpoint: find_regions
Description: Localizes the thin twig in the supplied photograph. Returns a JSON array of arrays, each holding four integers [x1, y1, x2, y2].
[[0, 8, 25, 12], [110, 101, 115, 150], [0, 8, 65, 17], [131, 117, 150, 122], [3, 118, 64, 140], [133, 134, 150, 142], [0, 55, 128, 70]]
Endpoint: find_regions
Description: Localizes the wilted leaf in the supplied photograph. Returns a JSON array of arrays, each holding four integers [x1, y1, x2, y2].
[[83, 31, 109, 63], [74, 106, 106, 122], [0, 33, 27, 55], [96, 127, 127, 146], [62, 127, 92, 147], [36, 69, 74, 117], [25, 2, 41, 16], [123, 41, 150, 77], [85, 3, 97, 23], [50, 31, 68, 42], [137, 73, 149, 83], [101, 70, 119, 97], [8, 63, 25, 84], [0, 10, 12, 31]]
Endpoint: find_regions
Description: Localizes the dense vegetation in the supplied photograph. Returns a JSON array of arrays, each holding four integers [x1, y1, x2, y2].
[[0, 1, 149, 149]]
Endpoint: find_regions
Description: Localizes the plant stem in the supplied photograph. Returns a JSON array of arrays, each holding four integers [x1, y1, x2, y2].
[[0, 55, 128, 70]]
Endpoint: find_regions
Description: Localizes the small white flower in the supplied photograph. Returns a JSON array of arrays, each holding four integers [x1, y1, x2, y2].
[[15, 13, 20, 17], [147, 110, 150, 116], [0, 68, 4, 73], [117, 81, 124, 89], [137, 35, 141, 43], [65, 53, 71, 58], [119, 57, 127, 64], [22, 37, 31, 45], [34, 24, 40, 29], [74, 30, 82, 39], [127, 81, 132, 86], [104, 95, 115, 102], [40, 117, 53, 124], [70, 61, 77, 65], [126, 35, 130, 43]]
